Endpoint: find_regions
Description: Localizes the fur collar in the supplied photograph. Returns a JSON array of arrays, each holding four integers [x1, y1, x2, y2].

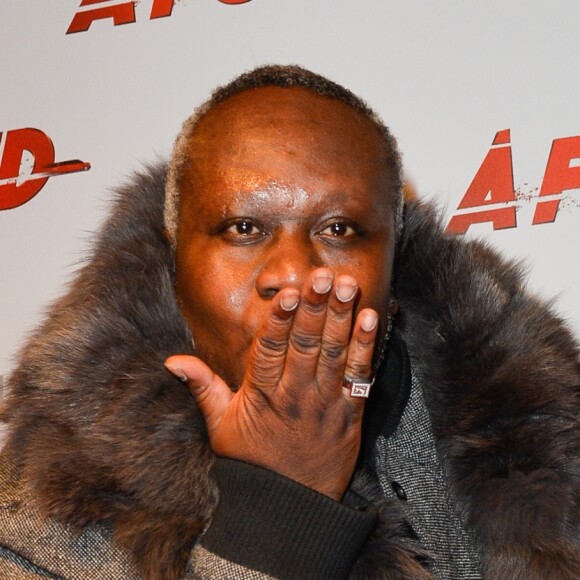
[[3, 164, 579, 578]]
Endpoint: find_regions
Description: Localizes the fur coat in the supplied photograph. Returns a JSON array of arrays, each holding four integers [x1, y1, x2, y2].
[[1, 163, 579, 579]]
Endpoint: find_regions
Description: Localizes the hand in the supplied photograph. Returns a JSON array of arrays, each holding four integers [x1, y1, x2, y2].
[[165, 268, 379, 501]]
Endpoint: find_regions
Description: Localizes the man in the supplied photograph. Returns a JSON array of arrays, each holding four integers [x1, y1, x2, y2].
[[1, 65, 578, 579]]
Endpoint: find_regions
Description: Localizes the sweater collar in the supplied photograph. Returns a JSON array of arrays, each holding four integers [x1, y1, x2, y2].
[[361, 328, 411, 467]]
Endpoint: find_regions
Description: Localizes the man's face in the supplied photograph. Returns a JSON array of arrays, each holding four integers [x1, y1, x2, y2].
[[175, 86, 396, 389]]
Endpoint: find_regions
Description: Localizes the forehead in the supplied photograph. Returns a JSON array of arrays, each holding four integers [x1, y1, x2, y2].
[[180, 86, 393, 215], [189, 86, 386, 162], [195, 85, 381, 133]]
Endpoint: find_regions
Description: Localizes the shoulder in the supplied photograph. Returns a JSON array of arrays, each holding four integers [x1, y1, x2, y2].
[[395, 201, 580, 575], [0, 454, 140, 580], [396, 200, 579, 414]]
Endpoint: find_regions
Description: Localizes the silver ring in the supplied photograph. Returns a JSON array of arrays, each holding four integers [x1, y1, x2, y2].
[[343, 373, 375, 398]]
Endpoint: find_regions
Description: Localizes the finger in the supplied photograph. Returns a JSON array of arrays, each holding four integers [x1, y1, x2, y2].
[[316, 275, 358, 394], [282, 268, 334, 389], [243, 287, 300, 391], [165, 355, 232, 433], [342, 308, 379, 414]]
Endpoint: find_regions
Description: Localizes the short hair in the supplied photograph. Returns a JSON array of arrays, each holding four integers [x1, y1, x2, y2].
[[164, 64, 404, 246]]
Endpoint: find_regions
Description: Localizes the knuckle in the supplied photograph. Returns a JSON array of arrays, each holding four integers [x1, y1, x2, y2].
[[354, 331, 376, 348], [290, 332, 321, 354], [257, 335, 287, 354], [320, 343, 346, 361], [283, 400, 302, 420], [301, 301, 326, 316], [328, 306, 352, 321], [346, 360, 371, 378], [247, 364, 279, 387]]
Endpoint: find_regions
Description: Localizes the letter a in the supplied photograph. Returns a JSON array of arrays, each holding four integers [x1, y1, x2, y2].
[[447, 129, 517, 234], [67, 1, 136, 34]]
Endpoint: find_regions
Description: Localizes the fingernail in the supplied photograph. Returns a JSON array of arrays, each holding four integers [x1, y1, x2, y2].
[[313, 272, 333, 294], [164, 362, 187, 383], [281, 292, 300, 311], [336, 280, 358, 302], [361, 312, 378, 332]]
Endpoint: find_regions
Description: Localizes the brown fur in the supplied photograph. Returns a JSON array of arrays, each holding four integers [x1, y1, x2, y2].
[[3, 163, 579, 578]]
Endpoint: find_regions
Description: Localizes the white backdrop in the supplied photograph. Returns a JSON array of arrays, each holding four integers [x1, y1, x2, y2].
[[2, 0, 579, 387]]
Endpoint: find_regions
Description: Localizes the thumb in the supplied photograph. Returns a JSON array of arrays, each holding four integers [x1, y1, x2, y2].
[[165, 355, 232, 432]]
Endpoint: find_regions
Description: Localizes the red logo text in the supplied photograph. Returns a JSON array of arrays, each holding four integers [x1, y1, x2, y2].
[[0, 129, 90, 210], [446, 130, 580, 234], [67, 0, 253, 34]]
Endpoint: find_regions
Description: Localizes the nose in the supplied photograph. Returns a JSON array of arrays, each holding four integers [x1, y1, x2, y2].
[[255, 233, 322, 298]]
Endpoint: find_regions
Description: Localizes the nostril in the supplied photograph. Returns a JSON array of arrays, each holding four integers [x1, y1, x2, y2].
[[260, 287, 278, 299], [255, 263, 303, 298]]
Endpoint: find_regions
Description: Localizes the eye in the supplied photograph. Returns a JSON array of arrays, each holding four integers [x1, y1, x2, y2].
[[229, 221, 259, 235], [318, 221, 359, 239], [221, 219, 266, 243]]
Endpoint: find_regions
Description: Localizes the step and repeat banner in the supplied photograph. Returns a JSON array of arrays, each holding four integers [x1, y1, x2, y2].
[[1, 1, 579, 387]]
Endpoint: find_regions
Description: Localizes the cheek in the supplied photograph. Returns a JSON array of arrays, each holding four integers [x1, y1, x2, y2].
[[350, 253, 393, 315], [175, 252, 262, 359], [359, 276, 391, 311], [178, 261, 243, 331]]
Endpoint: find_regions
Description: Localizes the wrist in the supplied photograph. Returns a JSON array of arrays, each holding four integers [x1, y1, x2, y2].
[[202, 458, 378, 579]]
